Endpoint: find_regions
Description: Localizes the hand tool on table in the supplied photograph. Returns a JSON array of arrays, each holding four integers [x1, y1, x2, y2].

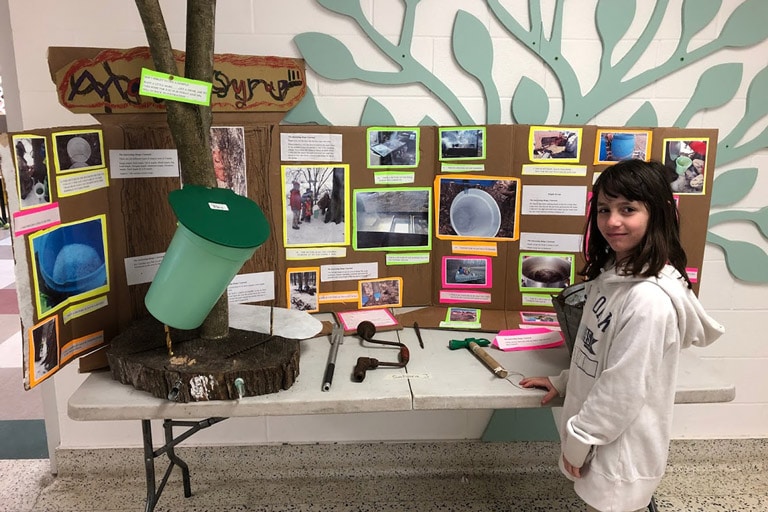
[[413, 322, 425, 349], [322, 326, 344, 391], [448, 337, 509, 378], [352, 321, 410, 382]]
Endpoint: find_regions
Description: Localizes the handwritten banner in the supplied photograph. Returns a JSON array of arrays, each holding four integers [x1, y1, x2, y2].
[[50, 47, 306, 113]]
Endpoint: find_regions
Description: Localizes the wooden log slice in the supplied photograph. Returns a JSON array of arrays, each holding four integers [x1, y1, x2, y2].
[[106, 316, 300, 402]]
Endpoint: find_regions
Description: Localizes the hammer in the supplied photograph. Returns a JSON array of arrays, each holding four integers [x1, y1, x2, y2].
[[448, 338, 509, 378]]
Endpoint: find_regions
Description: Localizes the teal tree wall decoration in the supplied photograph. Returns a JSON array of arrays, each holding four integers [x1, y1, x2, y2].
[[288, 0, 768, 284]]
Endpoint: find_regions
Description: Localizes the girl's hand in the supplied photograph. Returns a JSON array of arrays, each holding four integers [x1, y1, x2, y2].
[[562, 454, 582, 478], [518, 377, 559, 405]]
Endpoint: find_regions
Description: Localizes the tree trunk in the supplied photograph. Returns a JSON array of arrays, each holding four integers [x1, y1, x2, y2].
[[135, 0, 227, 339], [107, 316, 300, 402]]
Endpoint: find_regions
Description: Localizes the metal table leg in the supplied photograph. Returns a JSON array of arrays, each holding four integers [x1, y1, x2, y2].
[[141, 417, 227, 512]]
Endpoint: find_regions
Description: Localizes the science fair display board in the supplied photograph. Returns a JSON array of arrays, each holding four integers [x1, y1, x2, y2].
[[1, 48, 717, 388]]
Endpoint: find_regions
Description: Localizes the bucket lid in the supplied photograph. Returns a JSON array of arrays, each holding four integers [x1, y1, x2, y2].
[[169, 185, 270, 249]]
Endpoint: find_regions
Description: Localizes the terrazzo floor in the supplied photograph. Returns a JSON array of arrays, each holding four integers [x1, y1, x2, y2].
[[0, 439, 765, 511], [0, 224, 49, 459]]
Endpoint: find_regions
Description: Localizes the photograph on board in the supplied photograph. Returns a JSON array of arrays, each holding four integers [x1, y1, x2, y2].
[[354, 188, 431, 251], [518, 253, 575, 293], [447, 307, 480, 323], [661, 138, 709, 195], [442, 256, 492, 288], [211, 126, 247, 196], [439, 127, 486, 161], [529, 127, 582, 163], [28, 316, 59, 387], [520, 311, 559, 325], [435, 175, 520, 241], [28, 215, 110, 318], [282, 165, 349, 247], [359, 277, 403, 309], [287, 267, 319, 313], [13, 134, 52, 209], [594, 129, 651, 165], [367, 128, 419, 168], [52, 129, 105, 173]]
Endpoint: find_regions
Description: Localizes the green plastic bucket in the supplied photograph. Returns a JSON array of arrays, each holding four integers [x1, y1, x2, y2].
[[144, 185, 270, 329]]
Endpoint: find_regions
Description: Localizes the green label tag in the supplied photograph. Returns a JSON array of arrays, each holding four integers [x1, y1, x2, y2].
[[139, 68, 212, 106]]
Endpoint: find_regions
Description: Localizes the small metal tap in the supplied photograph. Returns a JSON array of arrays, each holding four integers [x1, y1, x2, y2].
[[167, 379, 183, 401], [234, 378, 245, 399]]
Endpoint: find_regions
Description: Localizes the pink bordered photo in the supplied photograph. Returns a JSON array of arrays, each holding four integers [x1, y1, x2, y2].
[[335, 308, 400, 335], [441, 255, 492, 288]]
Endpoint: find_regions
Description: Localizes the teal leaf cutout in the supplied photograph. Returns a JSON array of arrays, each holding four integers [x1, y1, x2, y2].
[[595, 0, 636, 56], [674, 62, 742, 127], [727, 66, 768, 140], [680, 0, 721, 44], [452, 10, 500, 123], [511, 77, 549, 124], [282, 87, 331, 126], [294, 33, 361, 80], [419, 115, 438, 126], [452, 11, 494, 80], [718, 63, 768, 159], [359, 97, 396, 126], [317, 0, 364, 17], [709, 206, 768, 238], [747, 206, 768, 238], [710, 167, 758, 207], [625, 101, 658, 127], [740, 63, 768, 130], [717, 0, 768, 48], [707, 233, 768, 283]]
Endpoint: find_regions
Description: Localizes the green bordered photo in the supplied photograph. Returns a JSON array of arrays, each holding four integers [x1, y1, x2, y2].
[[518, 252, 575, 293], [367, 127, 420, 169], [353, 187, 432, 252], [439, 127, 486, 161]]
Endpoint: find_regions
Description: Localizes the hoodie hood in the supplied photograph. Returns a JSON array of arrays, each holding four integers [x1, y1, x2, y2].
[[599, 265, 724, 349]]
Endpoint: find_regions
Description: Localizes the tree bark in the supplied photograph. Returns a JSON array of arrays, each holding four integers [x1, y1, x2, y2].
[[135, 0, 228, 339], [107, 316, 300, 402]]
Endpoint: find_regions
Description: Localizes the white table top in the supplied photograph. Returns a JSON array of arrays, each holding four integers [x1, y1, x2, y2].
[[399, 327, 571, 410], [69, 325, 735, 422], [69, 329, 412, 421], [399, 328, 735, 408]]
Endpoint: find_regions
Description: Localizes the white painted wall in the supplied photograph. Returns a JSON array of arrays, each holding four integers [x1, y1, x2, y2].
[[5, 0, 767, 449]]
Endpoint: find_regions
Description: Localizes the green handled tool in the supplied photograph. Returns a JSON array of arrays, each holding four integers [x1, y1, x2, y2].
[[448, 338, 508, 378]]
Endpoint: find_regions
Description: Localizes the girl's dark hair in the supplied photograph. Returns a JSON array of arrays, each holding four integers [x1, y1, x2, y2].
[[580, 159, 692, 288]]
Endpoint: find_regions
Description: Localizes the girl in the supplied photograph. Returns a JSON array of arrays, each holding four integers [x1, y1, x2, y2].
[[521, 160, 724, 512]]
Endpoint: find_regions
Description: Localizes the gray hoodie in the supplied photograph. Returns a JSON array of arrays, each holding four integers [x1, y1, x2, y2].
[[549, 265, 724, 512]]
